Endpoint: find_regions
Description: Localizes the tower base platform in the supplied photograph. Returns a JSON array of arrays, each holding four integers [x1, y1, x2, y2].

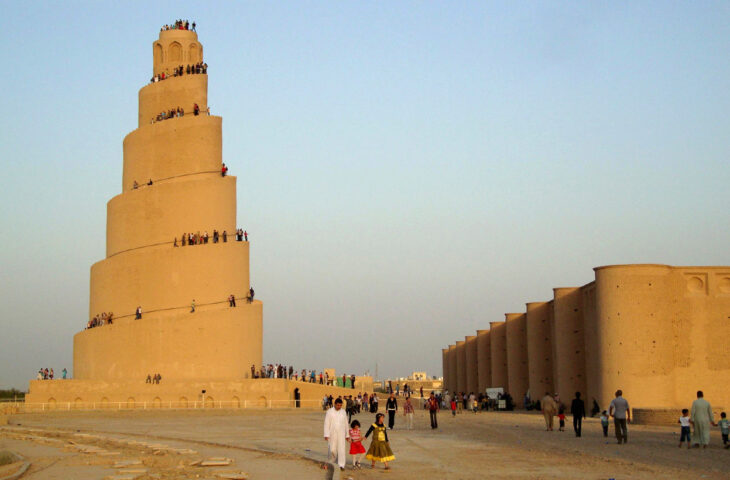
[[23, 377, 374, 412]]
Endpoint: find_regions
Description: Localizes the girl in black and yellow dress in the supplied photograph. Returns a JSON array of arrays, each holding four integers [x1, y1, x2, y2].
[[365, 413, 395, 469]]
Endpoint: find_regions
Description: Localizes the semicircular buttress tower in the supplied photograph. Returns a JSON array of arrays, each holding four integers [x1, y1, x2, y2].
[[73, 28, 262, 382]]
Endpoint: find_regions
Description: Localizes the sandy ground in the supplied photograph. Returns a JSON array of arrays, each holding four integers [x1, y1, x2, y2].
[[1, 408, 729, 479]]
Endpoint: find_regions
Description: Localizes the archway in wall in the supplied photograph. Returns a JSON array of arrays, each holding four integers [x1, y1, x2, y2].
[[189, 44, 198, 62], [47, 398, 57, 410], [127, 397, 135, 409], [179, 396, 188, 408], [74, 397, 83, 409], [154, 43, 163, 66], [231, 396, 240, 408], [100, 397, 109, 409], [258, 396, 267, 407], [169, 42, 182, 62], [205, 396, 214, 408], [153, 397, 161, 408]]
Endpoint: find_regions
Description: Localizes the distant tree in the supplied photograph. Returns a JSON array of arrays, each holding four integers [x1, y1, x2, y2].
[[0, 389, 26, 401]]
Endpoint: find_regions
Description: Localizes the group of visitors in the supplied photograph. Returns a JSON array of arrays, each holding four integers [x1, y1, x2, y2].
[[254, 364, 288, 379], [190, 289, 254, 313], [322, 391, 439, 471], [93, 292, 249, 328], [249, 365, 356, 388], [534, 388, 728, 449], [539, 391, 586, 435], [150, 103, 208, 124], [36, 367, 67, 380], [676, 390, 727, 449], [145, 373, 163, 384], [150, 62, 208, 83], [161, 19, 195, 31], [174, 228, 247, 246], [324, 396, 396, 472], [86, 311, 114, 329], [152, 106, 186, 122], [322, 392, 382, 415], [442, 391, 505, 413], [132, 179, 154, 189], [386, 382, 423, 398]]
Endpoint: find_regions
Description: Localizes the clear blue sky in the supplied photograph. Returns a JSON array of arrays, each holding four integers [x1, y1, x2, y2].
[[1, 1, 729, 389]]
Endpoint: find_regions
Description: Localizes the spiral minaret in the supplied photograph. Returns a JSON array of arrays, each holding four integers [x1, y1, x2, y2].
[[73, 28, 263, 382]]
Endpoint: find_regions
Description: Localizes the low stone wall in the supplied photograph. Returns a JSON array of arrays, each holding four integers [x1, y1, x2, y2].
[[633, 407, 725, 425]]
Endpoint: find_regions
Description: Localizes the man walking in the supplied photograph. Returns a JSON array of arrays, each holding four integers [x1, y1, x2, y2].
[[691, 390, 716, 448], [323, 398, 349, 471], [570, 392, 586, 437], [541, 392, 557, 431], [386, 393, 398, 430], [427, 392, 440, 429], [609, 389, 631, 444]]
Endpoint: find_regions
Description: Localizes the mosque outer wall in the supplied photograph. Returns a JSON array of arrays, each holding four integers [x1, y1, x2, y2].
[[525, 302, 553, 401], [455, 341, 466, 394], [581, 282, 599, 406], [447, 345, 457, 394], [489, 322, 508, 391], [442, 348, 449, 393], [464, 335, 479, 394], [552, 288, 586, 404], [476, 329, 491, 393], [589, 265, 730, 410], [505, 313, 528, 405], [442, 264, 730, 418]]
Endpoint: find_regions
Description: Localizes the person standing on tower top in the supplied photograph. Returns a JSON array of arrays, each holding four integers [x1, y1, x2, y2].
[[244, 230, 248, 241], [248, 287, 255, 303]]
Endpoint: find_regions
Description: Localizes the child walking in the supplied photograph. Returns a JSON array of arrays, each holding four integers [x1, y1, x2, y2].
[[557, 406, 566, 432], [600, 410, 609, 437], [451, 398, 457, 416], [718, 412, 729, 449], [365, 413, 395, 470], [679, 408, 691, 449], [348, 420, 366, 468]]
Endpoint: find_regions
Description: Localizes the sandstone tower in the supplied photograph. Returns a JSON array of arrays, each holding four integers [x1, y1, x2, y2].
[[73, 27, 263, 382], [23, 27, 375, 409]]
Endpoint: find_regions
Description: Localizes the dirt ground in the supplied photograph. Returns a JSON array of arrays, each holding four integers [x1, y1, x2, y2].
[[1, 408, 728, 479]]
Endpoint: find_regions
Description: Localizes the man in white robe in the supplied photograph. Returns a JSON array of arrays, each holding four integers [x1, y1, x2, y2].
[[323, 397, 349, 470], [691, 390, 716, 447]]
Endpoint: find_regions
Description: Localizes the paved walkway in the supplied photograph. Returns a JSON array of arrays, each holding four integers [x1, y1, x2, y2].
[[2, 408, 729, 479]]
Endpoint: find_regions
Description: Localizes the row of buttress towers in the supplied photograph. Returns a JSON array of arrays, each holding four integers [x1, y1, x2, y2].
[[70, 28, 263, 382], [442, 264, 730, 413]]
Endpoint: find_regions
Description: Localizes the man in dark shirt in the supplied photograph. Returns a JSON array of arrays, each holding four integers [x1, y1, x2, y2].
[[427, 392, 439, 429], [570, 392, 586, 437], [386, 393, 398, 430]]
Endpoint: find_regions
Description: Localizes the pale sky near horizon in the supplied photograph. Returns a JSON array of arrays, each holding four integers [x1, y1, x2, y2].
[[1, 1, 729, 390]]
